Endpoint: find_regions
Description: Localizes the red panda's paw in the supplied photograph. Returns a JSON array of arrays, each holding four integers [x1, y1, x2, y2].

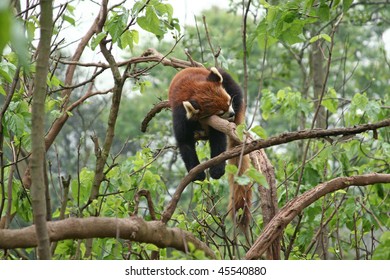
[[193, 171, 206, 182], [209, 163, 225, 179]]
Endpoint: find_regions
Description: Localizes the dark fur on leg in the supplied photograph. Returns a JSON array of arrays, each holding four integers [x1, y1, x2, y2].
[[208, 127, 227, 179], [173, 106, 205, 181]]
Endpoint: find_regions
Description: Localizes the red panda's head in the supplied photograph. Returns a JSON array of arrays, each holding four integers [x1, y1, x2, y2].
[[169, 67, 235, 121]]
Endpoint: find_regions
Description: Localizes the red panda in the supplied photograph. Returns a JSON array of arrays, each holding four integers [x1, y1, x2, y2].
[[168, 67, 252, 231]]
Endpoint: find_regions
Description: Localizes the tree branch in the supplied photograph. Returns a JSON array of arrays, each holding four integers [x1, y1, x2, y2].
[[141, 100, 170, 132], [161, 117, 390, 224], [0, 217, 216, 259], [44, 0, 109, 151], [245, 173, 390, 259]]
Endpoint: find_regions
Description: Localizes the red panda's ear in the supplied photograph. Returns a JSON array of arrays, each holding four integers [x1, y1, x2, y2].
[[207, 67, 223, 84], [183, 101, 200, 119]]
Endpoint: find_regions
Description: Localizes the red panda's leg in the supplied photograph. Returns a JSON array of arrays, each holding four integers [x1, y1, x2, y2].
[[177, 141, 206, 181], [208, 127, 227, 179], [173, 106, 206, 181]]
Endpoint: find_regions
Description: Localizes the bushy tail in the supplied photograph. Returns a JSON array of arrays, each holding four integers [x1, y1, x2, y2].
[[228, 154, 252, 232]]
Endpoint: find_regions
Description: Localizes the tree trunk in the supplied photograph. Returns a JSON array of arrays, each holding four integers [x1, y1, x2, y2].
[[30, 0, 53, 259]]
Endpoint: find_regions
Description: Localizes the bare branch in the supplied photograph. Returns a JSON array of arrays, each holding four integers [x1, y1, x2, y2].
[[141, 101, 170, 132], [44, 0, 109, 151], [0, 217, 216, 259]]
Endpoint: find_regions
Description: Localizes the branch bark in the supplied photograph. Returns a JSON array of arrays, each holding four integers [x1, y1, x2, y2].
[[245, 173, 390, 259], [0, 217, 216, 259]]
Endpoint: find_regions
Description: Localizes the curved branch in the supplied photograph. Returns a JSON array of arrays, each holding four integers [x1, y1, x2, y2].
[[141, 100, 170, 132], [245, 173, 390, 259], [134, 190, 157, 220], [0, 216, 216, 259]]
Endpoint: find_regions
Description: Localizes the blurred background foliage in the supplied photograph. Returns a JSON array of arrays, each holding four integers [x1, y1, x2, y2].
[[0, 0, 389, 259]]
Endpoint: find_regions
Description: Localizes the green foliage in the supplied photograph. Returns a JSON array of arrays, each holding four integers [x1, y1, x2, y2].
[[260, 88, 311, 123], [136, 0, 179, 39], [0, 1, 12, 55], [251, 125, 268, 139], [372, 233, 390, 259], [1, 0, 389, 260]]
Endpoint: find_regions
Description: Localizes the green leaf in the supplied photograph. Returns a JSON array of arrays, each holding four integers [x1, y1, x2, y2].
[[120, 30, 139, 51], [280, 19, 306, 45], [91, 32, 106, 50], [373, 231, 390, 259], [339, 152, 350, 176], [375, 184, 384, 199], [321, 34, 332, 42], [105, 11, 128, 43], [137, 7, 164, 38], [276, 89, 286, 100], [365, 100, 381, 121], [283, 11, 296, 23], [0, 85, 6, 96], [246, 167, 268, 188], [309, 33, 331, 43], [6, 111, 27, 137], [332, 0, 341, 9], [351, 92, 368, 110], [63, 14, 75, 26], [253, 20, 278, 50], [71, 168, 94, 205], [304, 0, 315, 12], [343, 0, 353, 12], [145, 243, 159, 251], [260, 0, 271, 9], [45, 99, 57, 112], [260, 90, 277, 120], [155, 3, 173, 21], [10, 18, 29, 70], [66, 4, 75, 15], [318, 4, 330, 21], [236, 123, 246, 141], [26, 20, 36, 42], [322, 87, 338, 113], [251, 125, 268, 139], [0, 2, 11, 55], [335, 189, 347, 194], [226, 164, 238, 174], [0, 66, 12, 83]]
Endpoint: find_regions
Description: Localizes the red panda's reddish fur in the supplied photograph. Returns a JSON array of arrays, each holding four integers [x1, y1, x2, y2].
[[227, 101, 252, 231], [169, 67, 252, 232], [168, 68, 231, 119]]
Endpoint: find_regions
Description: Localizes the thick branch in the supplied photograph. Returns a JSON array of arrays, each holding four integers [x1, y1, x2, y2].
[[245, 173, 390, 259], [0, 217, 215, 259]]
